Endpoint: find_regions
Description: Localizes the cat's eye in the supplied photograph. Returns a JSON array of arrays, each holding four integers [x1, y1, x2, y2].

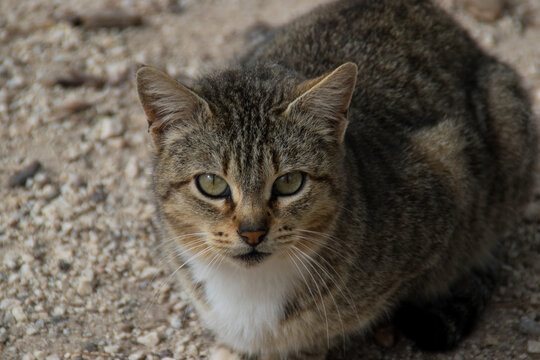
[[196, 174, 230, 198], [273, 172, 305, 196]]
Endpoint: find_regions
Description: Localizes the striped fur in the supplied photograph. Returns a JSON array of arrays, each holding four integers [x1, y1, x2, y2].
[[135, 0, 537, 358]]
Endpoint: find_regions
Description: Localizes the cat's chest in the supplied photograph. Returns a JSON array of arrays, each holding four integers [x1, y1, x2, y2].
[[190, 256, 299, 350]]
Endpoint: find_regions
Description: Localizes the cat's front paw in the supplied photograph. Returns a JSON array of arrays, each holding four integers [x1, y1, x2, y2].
[[210, 344, 244, 360]]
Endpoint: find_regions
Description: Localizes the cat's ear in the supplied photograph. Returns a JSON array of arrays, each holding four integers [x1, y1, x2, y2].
[[285, 62, 357, 143], [136, 65, 211, 146]]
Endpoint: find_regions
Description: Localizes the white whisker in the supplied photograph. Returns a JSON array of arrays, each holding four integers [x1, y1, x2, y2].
[[291, 246, 330, 349]]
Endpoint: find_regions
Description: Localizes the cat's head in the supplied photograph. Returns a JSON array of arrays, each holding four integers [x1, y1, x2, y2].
[[136, 63, 357, 268]]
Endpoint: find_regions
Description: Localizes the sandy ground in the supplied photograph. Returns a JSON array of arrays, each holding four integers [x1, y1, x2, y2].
[[0, 0, 539, 359]]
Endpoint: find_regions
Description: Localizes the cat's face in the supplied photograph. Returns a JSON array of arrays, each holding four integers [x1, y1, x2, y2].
[[136, 63, 357, 268]]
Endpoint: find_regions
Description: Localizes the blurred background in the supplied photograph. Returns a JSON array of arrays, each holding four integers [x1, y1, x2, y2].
[[0, 0, 539, 359]]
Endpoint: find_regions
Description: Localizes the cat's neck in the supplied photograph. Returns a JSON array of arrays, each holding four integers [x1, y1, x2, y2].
[[190, 254, 303, 352]]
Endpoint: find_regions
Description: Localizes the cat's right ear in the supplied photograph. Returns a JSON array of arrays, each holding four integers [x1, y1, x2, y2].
[[135, 65, 211, 148], [285, 62, 357, 143]]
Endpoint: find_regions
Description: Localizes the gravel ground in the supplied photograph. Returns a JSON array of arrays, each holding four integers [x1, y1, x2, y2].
[[0, 0, 539, 359]]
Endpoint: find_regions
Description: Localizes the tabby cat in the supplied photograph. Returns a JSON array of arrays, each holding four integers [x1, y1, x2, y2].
[[135, 0, 537, 358]]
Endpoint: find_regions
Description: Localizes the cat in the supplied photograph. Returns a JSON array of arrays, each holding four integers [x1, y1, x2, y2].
[[135, 0, 537, 359]]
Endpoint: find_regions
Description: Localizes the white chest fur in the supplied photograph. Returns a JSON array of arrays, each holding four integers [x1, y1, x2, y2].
[[191, 255, 300, 352]]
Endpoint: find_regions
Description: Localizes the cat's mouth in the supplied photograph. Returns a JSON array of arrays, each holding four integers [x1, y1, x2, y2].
[[233, 250, 271, 265]]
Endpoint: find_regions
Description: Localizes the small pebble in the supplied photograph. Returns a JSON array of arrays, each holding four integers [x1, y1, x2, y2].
[[26, 326, 38, 336], [53, 70, 105, 88], [485, 334, 499, 346], [58, 260, 72, 272], [137, 331, 160, 347], [174, 343, 185, 354], [186, 344, 198, 356], [8, 161, 42, 187], [104, 344, 121, 353], [129, 351, 146, 360], [61, 99, 92, 114], [140, 266, 162, 280], [169, 314, 183, 329], [77, 278, 93, 296], [12, 305, 26, 322], [0, 327, 8, 343], [462, 0, 505, 22], [125, 157, 139, 179], [159, 349, 174, 358], [519, 318, 540, 336], [528, 340, 540, 353], [69, 10, 143, 29], [93, 117, 125, 140], [83, 341, 98, 352], [52, 306, 66, 317]]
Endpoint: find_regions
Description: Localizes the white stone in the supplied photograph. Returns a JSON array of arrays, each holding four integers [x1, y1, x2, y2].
[[169, 314, 182, 329], [137, 331, 160, 347], [139, 266, 161, 280], [12, 305, 26, 322], [3, 252, 20, 270], [94, 116, 124, 140], [0, 298, 21, 310], [175, 343, 185, 354], [33, 351, 45, 360], [26, 326, 39, 335], [52, 306, 66, 316], [528, 340, 540, 354], [125, 157, 139, 179], [129, 351, 146, 360], [77, 278, 93, 296], [104, 344, 121, 354]]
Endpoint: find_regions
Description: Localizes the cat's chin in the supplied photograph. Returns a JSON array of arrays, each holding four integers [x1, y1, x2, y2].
[[232, 249, 271, 266]]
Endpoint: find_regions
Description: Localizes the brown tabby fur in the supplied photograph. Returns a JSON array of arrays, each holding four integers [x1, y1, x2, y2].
[[135, 0, 537, 358]]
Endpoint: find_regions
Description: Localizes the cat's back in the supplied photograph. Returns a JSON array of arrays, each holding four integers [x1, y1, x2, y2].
[[246, 0, 481, 92], [246, 0, 537, 225], [246, 0, 495, 134]]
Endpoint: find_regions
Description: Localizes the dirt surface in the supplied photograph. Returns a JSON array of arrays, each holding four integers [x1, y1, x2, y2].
[[1, 0, 539, 359]]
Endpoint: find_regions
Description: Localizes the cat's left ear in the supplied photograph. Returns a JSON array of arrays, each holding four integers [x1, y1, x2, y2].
[[285, 62, 357, 143]]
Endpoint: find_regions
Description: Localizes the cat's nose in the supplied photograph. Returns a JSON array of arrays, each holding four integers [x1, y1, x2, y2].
[[238, 229, 267, 247]]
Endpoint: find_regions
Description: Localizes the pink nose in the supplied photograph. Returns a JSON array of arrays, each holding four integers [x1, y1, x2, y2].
[[239, 230, 267, 246]]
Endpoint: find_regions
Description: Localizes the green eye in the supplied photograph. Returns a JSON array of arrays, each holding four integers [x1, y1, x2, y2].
[[196, 174, 230, 198], [273, 172, 305, 196]]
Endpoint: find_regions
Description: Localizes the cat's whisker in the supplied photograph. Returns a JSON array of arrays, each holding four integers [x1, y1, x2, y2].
[[204, 251, 224, 277], [145, 242, 212, 315], [167, 239, 209, 259], [156, 238, 207, 265], [294, 228, 355, 251], [294, 245, 347, 345], [290, 246, 330, 349], [297, 241, 360, 320], [290, 235, 362, 328], [291, 234, 350, 262], [152, 232, 208, 251], [145, 237, 207, 312], [154, 238, 209, 268], [287, 250, 325, 335]]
